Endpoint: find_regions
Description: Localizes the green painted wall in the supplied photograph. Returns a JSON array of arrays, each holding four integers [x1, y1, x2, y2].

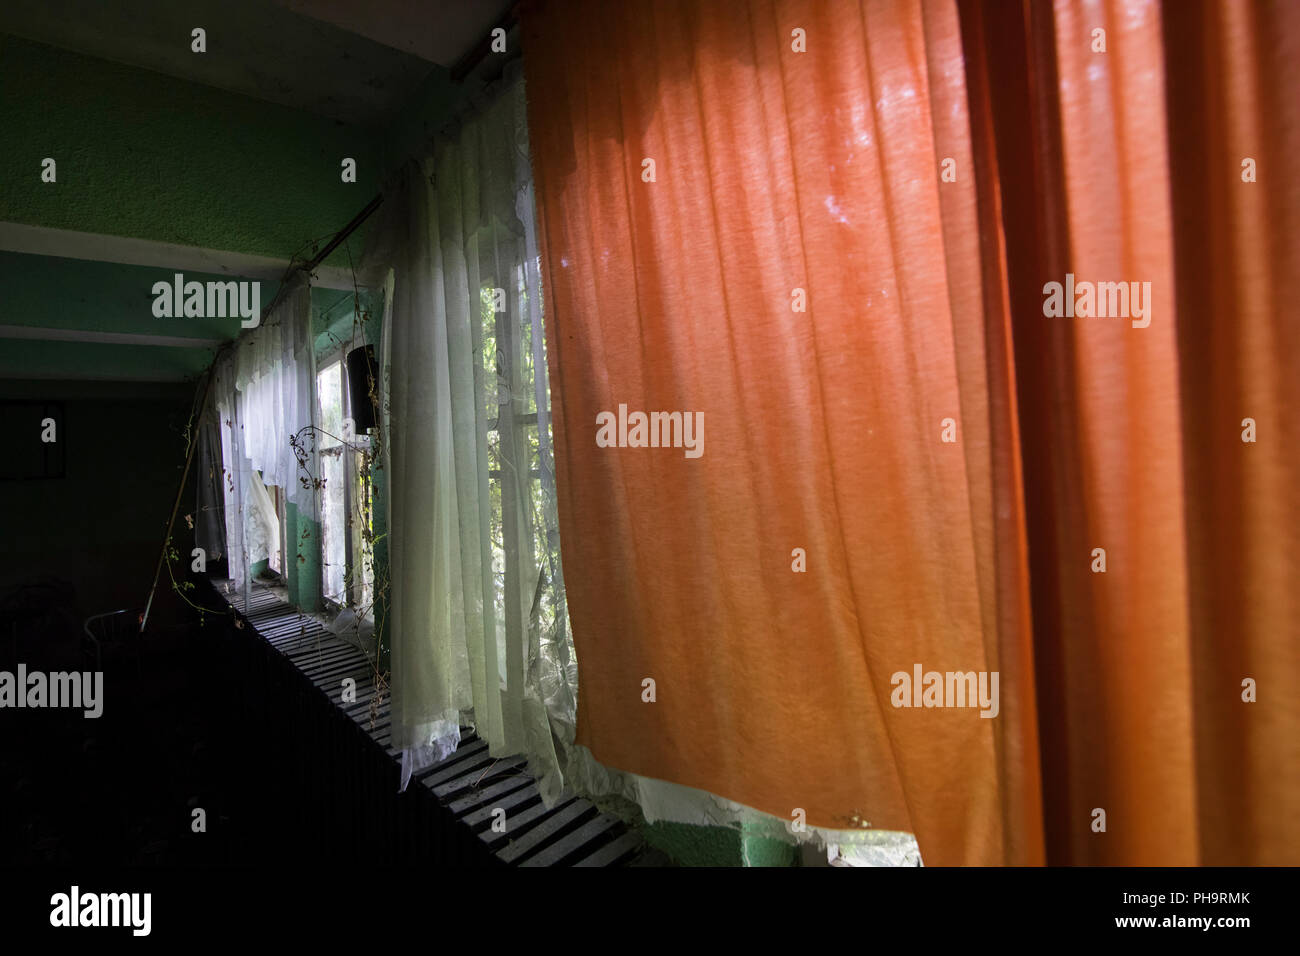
[[640, 821, 743, 867], [638, 820, 798, 867], [285, 503, 321, 612], [312, 286, 379, 356], [0, 34, 381, 267], [741, 828, 798, 867]]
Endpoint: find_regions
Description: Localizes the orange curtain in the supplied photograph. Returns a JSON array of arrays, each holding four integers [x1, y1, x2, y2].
[[1161, 0, 1300, 867], [522, 0, 1298, 865], [961, 0, 1299, 865]]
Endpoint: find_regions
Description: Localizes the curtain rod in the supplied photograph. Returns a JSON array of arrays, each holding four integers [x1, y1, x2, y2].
[[218, 1, 525, 340], [207, 8, 523, 336], [450, 5, 521, 83], [194, 190, 381, 383], [303, 193, 383, 273], [244, 191, 385, 330]]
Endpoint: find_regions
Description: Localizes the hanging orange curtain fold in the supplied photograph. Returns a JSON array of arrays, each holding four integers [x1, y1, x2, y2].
[[521, 0, 1299, 865], [960, 0, 1299, 865]]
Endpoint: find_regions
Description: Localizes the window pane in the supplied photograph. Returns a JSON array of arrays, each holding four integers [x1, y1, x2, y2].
[[320, 450, 346, 603], [318, 361, 343, 449], [480, 284, 498, 426]]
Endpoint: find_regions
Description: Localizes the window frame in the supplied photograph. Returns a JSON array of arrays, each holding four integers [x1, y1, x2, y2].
[[317, 350, 350, 610]]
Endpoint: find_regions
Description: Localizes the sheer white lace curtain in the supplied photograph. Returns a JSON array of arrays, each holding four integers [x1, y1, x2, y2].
[[368, 72, 574, 793], [203, 273, 318, 596], [234, 275, 318, 515]]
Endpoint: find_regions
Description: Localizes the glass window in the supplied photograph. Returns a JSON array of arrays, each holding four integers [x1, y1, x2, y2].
[[318, 360, 343, 450], [318, 359, 347, 603]]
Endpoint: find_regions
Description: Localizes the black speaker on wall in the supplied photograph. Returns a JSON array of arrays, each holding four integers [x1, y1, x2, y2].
[[346, 345, 378, 433]]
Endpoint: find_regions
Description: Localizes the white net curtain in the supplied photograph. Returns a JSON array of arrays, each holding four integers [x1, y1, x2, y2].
[[234, 274, 318, 516], [369, 70, 573, 794], [204, 272, 318, 593]]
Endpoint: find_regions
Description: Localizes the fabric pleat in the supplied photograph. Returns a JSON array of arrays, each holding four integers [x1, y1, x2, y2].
[[524, 0, 1033, 865], [523, 0, 1299, 864]]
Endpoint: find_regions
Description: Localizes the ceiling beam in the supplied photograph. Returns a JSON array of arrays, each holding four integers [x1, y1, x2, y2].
[[0, 221, 367, 291], [0, 324, 223, 349]]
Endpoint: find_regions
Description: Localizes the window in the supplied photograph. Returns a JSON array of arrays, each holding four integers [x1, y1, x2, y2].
[[317, 353, 376, 613], [318, 357, 347, 604], [480, 256, 566, 682]]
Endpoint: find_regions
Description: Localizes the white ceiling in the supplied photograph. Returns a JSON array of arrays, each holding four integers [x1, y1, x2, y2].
[[0, 0, 513, 126]]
